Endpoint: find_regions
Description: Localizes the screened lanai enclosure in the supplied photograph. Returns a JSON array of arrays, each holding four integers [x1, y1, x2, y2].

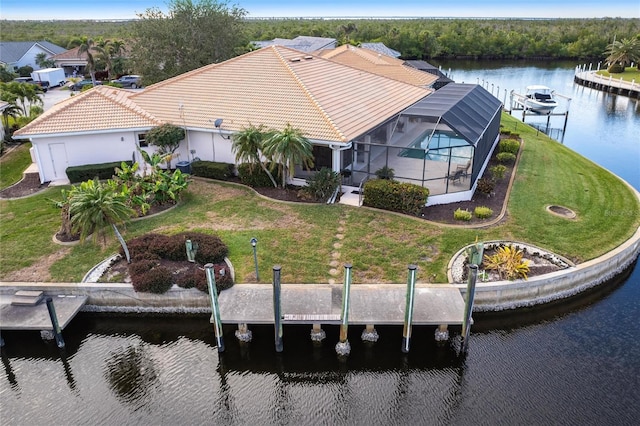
[[340, 84, 503, 205]]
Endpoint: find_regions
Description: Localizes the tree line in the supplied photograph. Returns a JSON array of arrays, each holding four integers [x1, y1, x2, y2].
[[2, 13, 638, 62]]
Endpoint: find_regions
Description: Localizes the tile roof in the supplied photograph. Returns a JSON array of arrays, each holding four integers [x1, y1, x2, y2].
[[251, 36, 337, 53], [0, 41, 66, 64], [50, 46, 88, 61], [14, 86, 161, 137], [131, 45, 431, 142], [359, 42, 401, 58], [16, 46, 431, 143], [318, 45, 438, 88]]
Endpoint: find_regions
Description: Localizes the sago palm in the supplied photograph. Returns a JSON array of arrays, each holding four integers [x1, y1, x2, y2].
[[69, 179, 134, 262], [262, 124, 314, 188], [232, 124, 277, 187]]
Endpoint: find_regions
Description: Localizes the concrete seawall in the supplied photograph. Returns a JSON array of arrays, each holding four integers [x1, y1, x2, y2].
[[454, 225, 640, 311]]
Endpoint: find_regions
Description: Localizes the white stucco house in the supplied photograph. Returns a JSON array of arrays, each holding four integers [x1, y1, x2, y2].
[[13, 45, 502, 205]]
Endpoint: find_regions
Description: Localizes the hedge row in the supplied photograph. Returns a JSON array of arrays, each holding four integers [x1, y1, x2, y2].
[[237, 162, 281, 187], [191, 160, 235, 180], [66, 161, 132, 183], [363, 179, 429, 216]]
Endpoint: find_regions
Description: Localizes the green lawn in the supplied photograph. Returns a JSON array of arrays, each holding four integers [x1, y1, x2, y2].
[[1, 113, 638, 284], [0, 143, 32, 189], [596, 67, 640, 83]]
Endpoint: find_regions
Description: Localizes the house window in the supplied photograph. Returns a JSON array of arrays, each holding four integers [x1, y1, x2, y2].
[[137, 133, 148, 147]]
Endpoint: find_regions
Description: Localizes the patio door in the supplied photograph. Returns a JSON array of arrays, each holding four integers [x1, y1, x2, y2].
[[48, 143, 68, 179]]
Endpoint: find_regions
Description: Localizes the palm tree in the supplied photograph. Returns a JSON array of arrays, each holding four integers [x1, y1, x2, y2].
[[231, 124, 277, 187], [604, 37, 640, 68], [262, 124, 314, 188], [34, 53, 55, 69], [78, 37, 99, 86], [1, 81, 43, 116], [69, 179, 134, 263]]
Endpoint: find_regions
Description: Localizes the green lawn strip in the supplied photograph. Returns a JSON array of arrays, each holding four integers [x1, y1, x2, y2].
[[595, 67, 640, 83], [0, 143, 32, 189], [0, 187, 64, 275], [501, 114, 640, 262]]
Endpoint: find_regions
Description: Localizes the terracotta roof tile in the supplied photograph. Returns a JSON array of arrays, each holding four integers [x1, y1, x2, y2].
[[17, 46, 432, 143], [14, 86, 160, 137], [132, 46, 431, 142], [318, 45, 438, 88]]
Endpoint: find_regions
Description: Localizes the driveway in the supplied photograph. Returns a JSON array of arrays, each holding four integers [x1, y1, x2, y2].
[[41, 86, 74, 111]]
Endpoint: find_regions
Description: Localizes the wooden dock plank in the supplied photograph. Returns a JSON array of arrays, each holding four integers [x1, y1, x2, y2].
[[0, 295, 88, 331]]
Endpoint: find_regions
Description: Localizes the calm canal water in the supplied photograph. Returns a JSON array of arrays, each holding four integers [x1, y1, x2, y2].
[[2, 62, 639, 425]]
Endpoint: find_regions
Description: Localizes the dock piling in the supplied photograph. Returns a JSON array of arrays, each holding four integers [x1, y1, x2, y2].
[[401, 265, 418, 353], [335, 263, 353, 356], [45, 297, 65, 348], [461, 264, 478, 355], [205, 263, 225, 352], [272, 265, 283, 353]]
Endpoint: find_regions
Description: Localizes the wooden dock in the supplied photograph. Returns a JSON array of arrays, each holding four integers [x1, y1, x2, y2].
[[217, 283, 466, 326], [0, 294, 88, 331], [574, 69, 640, 98]]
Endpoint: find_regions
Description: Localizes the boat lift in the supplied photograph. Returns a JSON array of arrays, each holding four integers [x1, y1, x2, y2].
[[509, 89, 572, 138]]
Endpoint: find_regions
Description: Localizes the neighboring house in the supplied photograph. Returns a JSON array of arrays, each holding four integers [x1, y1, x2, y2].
[[317, 45, 438, 89], [359, 42, 401, 58], [0, 101, 9, 142], [0, 41, 67, 72], [404, 60, 453, 90], [251, 36, 337, 52], [13, 45, 502, 206], [50, 46, 88, 77]]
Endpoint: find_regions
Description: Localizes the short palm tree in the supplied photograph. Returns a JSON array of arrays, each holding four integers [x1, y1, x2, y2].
[[262, 124, 314, 188], [69, 179, 135, 262], [604, 37, 640, 68], [232, 124, 277, 187]]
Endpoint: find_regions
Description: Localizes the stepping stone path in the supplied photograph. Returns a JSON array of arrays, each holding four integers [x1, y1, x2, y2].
[[328, 212, 349, 284]]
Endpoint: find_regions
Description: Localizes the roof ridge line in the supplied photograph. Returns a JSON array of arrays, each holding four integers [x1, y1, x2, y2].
[[272, 46, 347, 142], [99, 87, 162, 124]]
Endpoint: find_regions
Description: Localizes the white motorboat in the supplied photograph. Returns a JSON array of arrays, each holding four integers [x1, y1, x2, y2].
[[523, 85, 559, 114]]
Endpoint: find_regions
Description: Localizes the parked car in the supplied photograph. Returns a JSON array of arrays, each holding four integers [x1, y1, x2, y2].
[[71, 80, 102, 91], [13, 77, 48, 92], [111, 75, 142, 89]]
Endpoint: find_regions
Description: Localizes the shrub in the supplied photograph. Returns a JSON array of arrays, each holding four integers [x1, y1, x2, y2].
[[124, 233, 172, 259], [66, 161, 132, 183], [474, 206, 494, 219], [374, 166, 395, 180], [496, 152, 516, 164], [498, 139, 520, 155], [500, 129, 511, 136], [508, 132, 520, 139], [453, 208, 472, 221], [191, 161, 235, 180], [301, 167, 341, 202], [490, 164, 507, 180], [483, 245, 530, 280], [476, 178, 495, 194], [175, 267, 204, 289], [194, 268, 234, 293], [171, 232, 229, 263], [363, 179, 429, 216], [129, 259, 174, 293], [607, 63, 625, 73], [238, 162, 280, 187]]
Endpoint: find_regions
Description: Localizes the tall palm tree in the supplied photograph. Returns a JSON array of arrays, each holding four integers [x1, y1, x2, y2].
[[262, 124, 314, 188], [231, 124, 277, 187], [69, 179, 134, 262], [2, 81, 43, 116], [604, 37, 640, 68], [78, 37, 99, 85]]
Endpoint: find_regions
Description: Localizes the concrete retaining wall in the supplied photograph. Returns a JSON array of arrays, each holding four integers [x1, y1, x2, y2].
[[455, 224, 640, 311]]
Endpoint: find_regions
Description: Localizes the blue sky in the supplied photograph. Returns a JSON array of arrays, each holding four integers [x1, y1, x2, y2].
[[1, 0, 638, 20]]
